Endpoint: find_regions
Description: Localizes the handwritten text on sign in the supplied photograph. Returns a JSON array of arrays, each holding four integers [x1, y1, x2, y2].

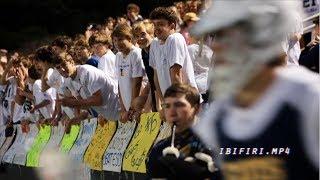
[[103, 121, 136, 172], [3, 125, 26, 164], [84, 121, 116, 170], [123, 112, 161, 173], [69, 118, 97, 163], [153, 121, 172, 146]]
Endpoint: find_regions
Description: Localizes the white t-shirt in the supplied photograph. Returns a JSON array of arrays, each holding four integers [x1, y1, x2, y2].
[[59, 85, 75, 119], [47, 68, 64, 89], [32, 80, 56, 119], [12, 104, 24, 123], [2, 77, 17, 120], [13, 81, 37, 123], [18, 82, 36, 122], [63, 77, 81, 98], [149, 33, 198, 95], [73, 65, 120, 120], [188, 43, 213, 94], [115, 46, 145, 111], [283, 12, 304, 66], [47, 69, 76, 119], [98, 50, 117, 80]]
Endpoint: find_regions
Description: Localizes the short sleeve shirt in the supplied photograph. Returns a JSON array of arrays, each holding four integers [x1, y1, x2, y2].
[[149, 33, 198, 95], [115, 46, 145, 111]]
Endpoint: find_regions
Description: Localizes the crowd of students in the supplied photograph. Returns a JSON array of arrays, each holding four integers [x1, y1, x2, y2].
[[0, 0, 319, 179], [0, 0, 217, 132]]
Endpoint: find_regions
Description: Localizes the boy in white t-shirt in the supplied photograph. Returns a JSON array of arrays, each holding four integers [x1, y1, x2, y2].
[[46, 68, 77, 126], [89, 32, 117, 80], [282, 10, 304, 66], [188, 36, 213, 102], [18, 65, 42, 128], [13, 64, 56, 129], [12, 60, 32, 125], [29, 72, 56, 123], [112, 24, 145, 122], [0, 57, 26, 125], [34, 46, 84, 131], [0, 62, 16, 126], [149, 7, 198, 104], [54, 51, 121, 122]]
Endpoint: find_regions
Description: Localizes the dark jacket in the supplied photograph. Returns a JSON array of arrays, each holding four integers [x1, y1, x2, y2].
[[147, 129, 220, 179]]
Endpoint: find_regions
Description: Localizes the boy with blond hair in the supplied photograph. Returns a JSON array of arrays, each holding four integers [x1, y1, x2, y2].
[[132, 21, 157, 112]]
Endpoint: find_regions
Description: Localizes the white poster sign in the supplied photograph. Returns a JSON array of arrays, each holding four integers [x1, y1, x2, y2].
[[68, 118, 97, 163], [3, 125, 26, 163], [153, 122, 172, 146], [103, 121, 136, 172], [13, 124, 39, 165]]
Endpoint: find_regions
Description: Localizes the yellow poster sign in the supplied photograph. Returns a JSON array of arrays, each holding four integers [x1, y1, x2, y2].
[[26, 125, 51, 167], [59, 125, 80, 153], [84, 121, 116, 170], [123, 112, 161, 173]]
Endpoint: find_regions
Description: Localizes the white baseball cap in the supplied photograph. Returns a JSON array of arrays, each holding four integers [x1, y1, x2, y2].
[[191, 0, 300, 37]]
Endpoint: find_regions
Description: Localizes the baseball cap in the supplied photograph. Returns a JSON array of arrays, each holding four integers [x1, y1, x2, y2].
[[191, 1, 252, 36], [191, 0, 299, 37]]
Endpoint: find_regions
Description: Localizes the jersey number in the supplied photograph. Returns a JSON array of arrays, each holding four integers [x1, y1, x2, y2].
[[303, 0, 317, 7]]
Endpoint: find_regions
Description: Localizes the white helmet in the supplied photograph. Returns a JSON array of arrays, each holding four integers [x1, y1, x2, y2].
[[191, 0, 302, 100]]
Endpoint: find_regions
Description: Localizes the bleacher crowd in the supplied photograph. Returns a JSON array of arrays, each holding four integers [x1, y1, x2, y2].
[[0, 0, 319, 179]]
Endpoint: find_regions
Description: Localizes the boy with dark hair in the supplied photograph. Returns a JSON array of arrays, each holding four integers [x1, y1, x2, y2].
[[88, 32, 116, 79], [149, 7, 198, 110], [35, 46, 58, 66], [35, 46, 61, 93], [54, 51, 120, 122], [68, 45, 90, 65], [147, 83, 217, 179], [27, 64, 57, 128], [51, 35, 73, 51], [127, 3, 143, 25]]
